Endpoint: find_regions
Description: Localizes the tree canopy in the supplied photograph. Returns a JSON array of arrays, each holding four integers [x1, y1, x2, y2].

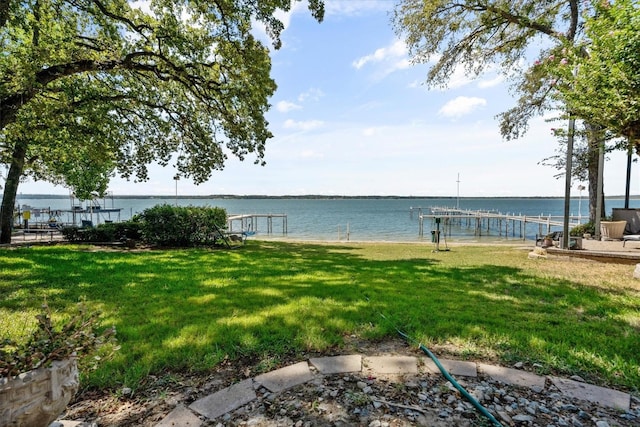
[[393, 0, 583, 138], [392, 1, 617, 222], [525, 0, 639, 205], [547, 0, 640, 149], [0, 0, 324, 243]]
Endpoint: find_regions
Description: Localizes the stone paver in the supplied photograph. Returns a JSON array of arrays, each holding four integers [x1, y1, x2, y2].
[[364, 356, 418, 375], [478, 363, 545, 390], [155, 404, 202, 427], [310, 355, 362, 374], [189, 378, 256, 420], [147, 355, 633, 427], [549, 376, 631, 411], [254, 361, 314, 393], [50, 422, 86, 427], [422, 357, 477, 377]]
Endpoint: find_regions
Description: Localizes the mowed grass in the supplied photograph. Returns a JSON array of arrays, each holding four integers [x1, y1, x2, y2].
[[1, 241, 639, 393]]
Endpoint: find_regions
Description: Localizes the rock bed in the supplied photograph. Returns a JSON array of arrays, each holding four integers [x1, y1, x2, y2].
[[62, 338, 639, 427], [216, 368, 639, 427]]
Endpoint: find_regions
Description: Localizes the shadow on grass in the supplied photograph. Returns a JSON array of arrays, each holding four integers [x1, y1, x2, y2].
[[0, 241, 638, 391]]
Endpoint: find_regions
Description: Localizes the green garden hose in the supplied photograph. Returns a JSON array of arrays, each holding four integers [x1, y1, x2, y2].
[[394, 328, 503, 427]]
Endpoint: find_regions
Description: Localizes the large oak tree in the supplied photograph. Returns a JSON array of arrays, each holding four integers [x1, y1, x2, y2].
[[0, 0, 324, 243], [393, 0, 608, 221]]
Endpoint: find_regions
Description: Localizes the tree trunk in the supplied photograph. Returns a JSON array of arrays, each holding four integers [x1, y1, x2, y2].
[[585, 123, 605, 223], [0, 140, 28, 244]]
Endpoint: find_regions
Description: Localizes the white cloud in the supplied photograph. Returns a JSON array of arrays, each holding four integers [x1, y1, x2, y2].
[[386, 58, 412, 73], [251, 1, 305, 48], [446, 67, 475, 89], [272, 2, 302, 30], [405, 52, 469, 90], [275, 89, 323, 115], [352, 40, 407, 70], [300, 149, 324, 159], [409, 69, 504, 92], [478, 74, 505, 89], [352, 101, 384, 112], [298, 88, 324, 102], [130, 1, 152, 14], [325, 0, 391, 16], [276, 100, 302, 113], [283, 119, 324, 131], [438, 96, 487, 118], [420, 58, 503, 91]]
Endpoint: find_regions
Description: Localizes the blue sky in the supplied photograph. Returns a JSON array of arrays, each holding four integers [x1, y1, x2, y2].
[[18, 0, 634, 197]]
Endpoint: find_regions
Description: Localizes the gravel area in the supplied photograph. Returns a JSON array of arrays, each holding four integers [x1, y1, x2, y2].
[[61, 339, 639, 427]]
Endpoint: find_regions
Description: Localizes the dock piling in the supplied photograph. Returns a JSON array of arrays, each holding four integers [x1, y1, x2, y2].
[[415, 207, 584, 240]]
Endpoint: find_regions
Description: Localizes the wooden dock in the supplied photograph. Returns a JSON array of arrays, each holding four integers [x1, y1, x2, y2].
[[413, 206, 584, 240], [15, 206, 122, 228], [227, 213, 288, 235]]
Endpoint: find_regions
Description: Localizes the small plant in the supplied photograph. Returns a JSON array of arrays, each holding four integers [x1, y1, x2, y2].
[[0, 302, 118, 378], [345, 390, 371, 406], [570, 221, 595, 236]]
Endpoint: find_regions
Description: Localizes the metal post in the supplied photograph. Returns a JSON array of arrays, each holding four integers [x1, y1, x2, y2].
[[577, 185, 585, 222], [456, 173, 460, 209], [595, 141, 605, 240], [625, 140, 632, 209], [562, 116, 575, 250], [173, 175, 179, 206]]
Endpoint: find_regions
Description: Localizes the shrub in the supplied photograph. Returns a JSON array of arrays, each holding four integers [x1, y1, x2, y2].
[[136, 204, 228, 247], [110, 221, 142, 240], [90, 221, 141, 242], [60, 221, 141, 243], [60, 226, 82, 242], [570, 221, 596, 236]]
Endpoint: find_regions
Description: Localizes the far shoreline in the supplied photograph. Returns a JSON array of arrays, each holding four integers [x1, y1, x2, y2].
[[15, 194, 639, 200]]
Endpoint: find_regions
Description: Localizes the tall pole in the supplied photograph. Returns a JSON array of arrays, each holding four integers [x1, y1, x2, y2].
[[577, 185, 585, 222], [595, 141, 605, 240], [456, 173, 460, 209], [625, 139, 632, 209], [173, 175, 179, 206], [562, 117, 575, 249]]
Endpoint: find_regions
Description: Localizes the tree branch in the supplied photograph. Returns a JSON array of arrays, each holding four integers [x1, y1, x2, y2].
[[478, 2, 560, 40], [89, 0, 153, 35]]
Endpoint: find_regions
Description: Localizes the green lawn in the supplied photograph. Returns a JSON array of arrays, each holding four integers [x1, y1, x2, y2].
[[1, 241, 638, 393]]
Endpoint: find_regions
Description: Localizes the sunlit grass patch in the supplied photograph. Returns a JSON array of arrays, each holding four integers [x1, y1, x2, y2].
[[0, 241, 638, 393]]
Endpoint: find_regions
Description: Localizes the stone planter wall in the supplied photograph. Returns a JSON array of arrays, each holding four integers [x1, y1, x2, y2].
[[0, 358, 79, 427]]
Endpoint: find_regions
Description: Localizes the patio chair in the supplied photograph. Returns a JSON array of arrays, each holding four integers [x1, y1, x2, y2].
[[623, 234, 640, 247]]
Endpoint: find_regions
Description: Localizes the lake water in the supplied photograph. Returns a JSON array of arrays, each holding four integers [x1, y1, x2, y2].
[[12, 195, 640, 242]]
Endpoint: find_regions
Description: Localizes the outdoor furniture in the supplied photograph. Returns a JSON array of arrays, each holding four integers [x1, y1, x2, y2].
[[48, 221, 62, 230], [536, 231, 562, 248], [600, 220, 627, 240], [623, 235, 640, 247]]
